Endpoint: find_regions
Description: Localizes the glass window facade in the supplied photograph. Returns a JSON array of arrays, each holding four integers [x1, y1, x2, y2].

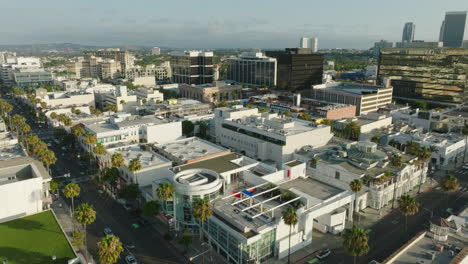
[[174, 190, 220, 225], [378, 48, 468, 104], [227, 58, 276, 87], [205, 219, 276, 264]]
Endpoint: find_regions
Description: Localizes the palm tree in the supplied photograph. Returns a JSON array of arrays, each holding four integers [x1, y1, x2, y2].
[[390, 154, 402, 167], [24, 134, 40, 153], [74, 203, 96, 250], [192, 199, 213, 239], [83, 132, 97, 152], [32, 141, 48, 156], [97, 235, 124, 264], [342, 225, 370, 264], [417, 147, 432, 193], [39, 150, 57, 172], [93, 143, 107, 157], [128, 158, 142, 184], [398, 195, 419, 232], [64, 183, 81, 219], [49, 180, 59, 195], [72, 126, 85, 138], [111, 153, 125, 168], [344, 121, 361, 141], [142, 201, 160, 217], [156, 182, 174, 212], [349, 179, 362, 223], [462, 125, 468, 163], [440, 174, 460, 204], [282, 207, 298, 264], [405, 140, 420, 155]]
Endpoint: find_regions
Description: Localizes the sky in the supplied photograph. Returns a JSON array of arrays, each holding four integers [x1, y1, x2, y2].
[[0, 0, 467, 49]]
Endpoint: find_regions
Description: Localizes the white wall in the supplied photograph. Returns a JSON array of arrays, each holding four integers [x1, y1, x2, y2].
[[145, 121, 182, 144], [0, 178, 43, 222]]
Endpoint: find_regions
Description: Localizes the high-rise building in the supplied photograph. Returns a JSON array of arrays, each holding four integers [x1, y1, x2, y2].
[[378, 48, 468, 105], [84, 49, 133, 72], [265, 48, 323, 91], [151, 47, 161, 55], [373, 40, 393, 58], [402, 22, 415, 42], [310, 37, 319, 52], [300, 37, 309, 48], [439, 20, 445, 42], [226, 51, 277, 87], [441, 11, 467, 47], [169, 50, 213, 85]]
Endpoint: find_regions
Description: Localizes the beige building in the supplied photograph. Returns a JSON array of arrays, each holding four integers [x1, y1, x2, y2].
[[66, 56, 121, 80], [179, 81, 242, 103]]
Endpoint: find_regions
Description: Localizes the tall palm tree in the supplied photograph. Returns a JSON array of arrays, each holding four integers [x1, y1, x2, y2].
[[440, 174, 460, 204], [156, 182, 174, 212], [342, 225, 370, 264], [24, 134, 39, 153], [72, 126, 85, 138], [192, 199, 213, 239], [398, 195, 419, 232], [111, 153, 125, 168], [405, 140, 420, 155], [74, 203, 96, 250], [344, 121, 361, 141], [128, 158, 142, 184], [416, 147, 432, 193], [39, 150, 57, 172], [390, 154, 402, 168], [349, 179, 362, 223], [462, 125, 468, 163], [282, 207, 298, 264], [93, 143, 107, 164], [64, 183, 81, 219], [32, 141, 48, 156], [97, 235, 124, 264]]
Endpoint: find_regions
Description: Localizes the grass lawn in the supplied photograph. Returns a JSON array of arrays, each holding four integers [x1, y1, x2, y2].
[[0, 210, 76, 264]]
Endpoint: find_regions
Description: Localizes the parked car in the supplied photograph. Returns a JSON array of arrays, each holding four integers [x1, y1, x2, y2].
[[316, 249, 331, 260], [125, 255, 138, 264], [103, 227, 114, 236]]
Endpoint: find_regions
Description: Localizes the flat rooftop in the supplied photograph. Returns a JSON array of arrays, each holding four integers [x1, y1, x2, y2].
[[0, 157, 51, 184], [175, 153, 242, 174], [392, 234, 466, 264], [0, 144, 26, 161], [0, 211, 76, 264], [313, 82, 388, 95], [155, 137, 229, 162], [280, 177, 343, 201], [108, 145, 170, 168]]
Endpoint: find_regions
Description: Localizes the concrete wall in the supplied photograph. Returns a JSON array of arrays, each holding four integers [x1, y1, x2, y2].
[[0, 177, 43, 222], [145, 121, 182, 144]]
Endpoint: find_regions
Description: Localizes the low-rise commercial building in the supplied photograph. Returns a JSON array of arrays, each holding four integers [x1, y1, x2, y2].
[[179, 81, 242, 103], [214, 106, 333, 166], [35, 89, 95, 108], [334, 113, 393, 134], [0, 156, 52, 222], [226, 51, 277, 87], [295, 141, 427, 210], [311, 82, 393, 115], [83, 114, 182, 146]]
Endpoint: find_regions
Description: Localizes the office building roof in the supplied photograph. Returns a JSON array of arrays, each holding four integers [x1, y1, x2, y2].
[[108, 144, 170, 168], [175, 153, 242, 174], [313, 82, 389, 96], [155, 137, 229, 163]]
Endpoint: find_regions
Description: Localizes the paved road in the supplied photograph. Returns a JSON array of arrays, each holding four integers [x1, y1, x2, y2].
[[10, 99, 185, 264], [323, 174, 468, 264]]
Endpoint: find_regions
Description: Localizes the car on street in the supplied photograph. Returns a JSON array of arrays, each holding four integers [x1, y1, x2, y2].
[[125, 255, 138, 264], [103, 227, 114, 236], [316, 249, 331, 260]]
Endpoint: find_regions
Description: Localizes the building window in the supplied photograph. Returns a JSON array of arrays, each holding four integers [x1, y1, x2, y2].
[[335, 171, 340, 180]]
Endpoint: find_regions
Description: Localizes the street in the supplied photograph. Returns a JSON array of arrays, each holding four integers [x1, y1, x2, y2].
[[9, 99, 185, 264]]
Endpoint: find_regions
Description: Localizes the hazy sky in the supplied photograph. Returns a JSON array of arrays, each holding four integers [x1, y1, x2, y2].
[[1, 0, 467, 49]]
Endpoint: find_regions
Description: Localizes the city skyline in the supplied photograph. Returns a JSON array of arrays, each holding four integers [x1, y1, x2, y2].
[[0, 0, 467, 49]]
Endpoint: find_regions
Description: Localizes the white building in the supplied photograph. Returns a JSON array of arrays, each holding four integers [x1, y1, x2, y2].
[[104, 144, 173, 188], [310, 37, 319, 52], [387, 131, 466, 169], [0, 157, 52, 222], [226, 52, 277, 87], [103, 86, 137, 112], [84, 114, 182, 146], [334, 112, 393, 135], [214, 106, 333, 166], [300, 37, 309, 48], [132, 88, 164, 103], [151, 152, 354, 263], [35, 89, 95, 109], [151, 47, 161, 55], [295, 141, 428, 210]]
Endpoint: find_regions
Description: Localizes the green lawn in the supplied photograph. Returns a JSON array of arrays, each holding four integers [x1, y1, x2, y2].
[[0, 211, 76, 264]]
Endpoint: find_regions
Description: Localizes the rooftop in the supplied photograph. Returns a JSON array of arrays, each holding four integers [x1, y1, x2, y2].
[[0, 211, 76, 264], [0, 157, 51, 185], [313, 82, 389, 96], [175, 153, 243, 174], [155, 137, 229, 163], [280, 177, 343, 203], [391, 232, 466, 264], [0, 144, 27, 161], [107, 145, 170, 168]]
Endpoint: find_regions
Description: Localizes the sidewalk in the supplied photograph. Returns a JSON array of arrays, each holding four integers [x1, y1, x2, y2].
[[51, 196, 95, 264], [356, 178, 438, 229]]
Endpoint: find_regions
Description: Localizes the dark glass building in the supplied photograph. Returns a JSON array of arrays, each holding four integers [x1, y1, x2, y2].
[[442, 11, 467, 48], [265, 48, 323, 91], [378, 48, 468, 105], [402, 22, 415, 42], [169, 51, 213, 85]]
